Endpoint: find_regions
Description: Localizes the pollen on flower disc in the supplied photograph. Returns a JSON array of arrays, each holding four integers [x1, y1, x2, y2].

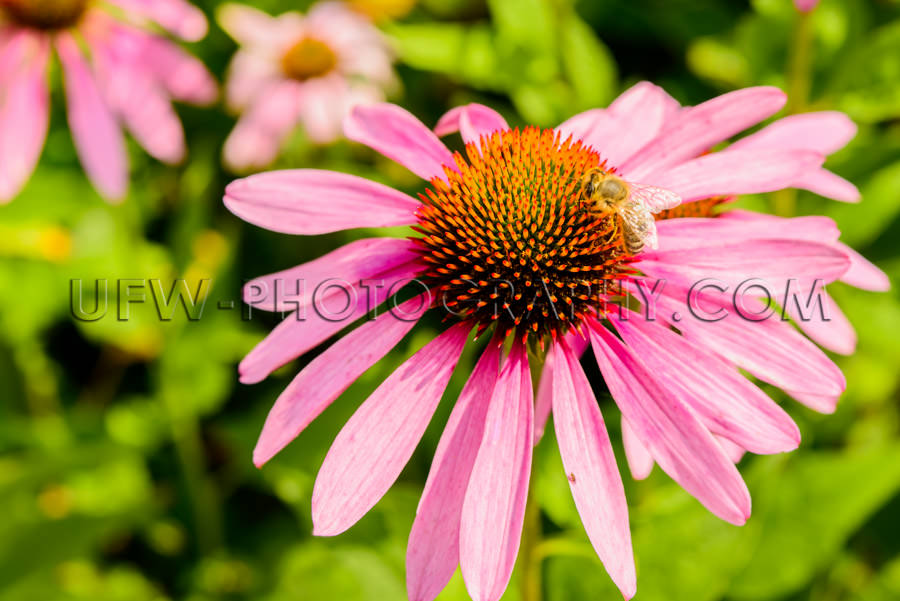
[[414, 127, 633, 345], [281, 37, 338, 81]]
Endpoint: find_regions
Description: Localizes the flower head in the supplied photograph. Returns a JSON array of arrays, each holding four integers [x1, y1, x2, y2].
[[218, 2, 396, 171], [0, 0, 217, 203], [225, 83, 886, 601], [416, 126, 633, 342]]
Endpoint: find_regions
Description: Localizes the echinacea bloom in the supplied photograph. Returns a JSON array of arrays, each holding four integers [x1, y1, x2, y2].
[[0, 0, 217, 203], [218, 2, 396, 171], [224, 84, 887, 601]]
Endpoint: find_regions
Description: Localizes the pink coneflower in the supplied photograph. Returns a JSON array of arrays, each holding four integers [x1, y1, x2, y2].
[[0, 0, 217, 203], [218, 2, 395, 171], [224, 83, 887, 601]]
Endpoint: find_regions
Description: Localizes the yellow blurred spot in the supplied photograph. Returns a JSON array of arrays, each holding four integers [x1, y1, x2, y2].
[[118, 327, 164, 360], [38, 484, 72, 519], [347, 0, 417, 20], [0, 223, 72, 262], [56, 560, 100, 596], [39, 226, 73, 262], [183, 267, 213, 302], [191, 230, 228, 270]]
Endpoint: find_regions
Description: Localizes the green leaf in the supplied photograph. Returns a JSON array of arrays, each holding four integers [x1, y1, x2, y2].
[[729, 445, 900, 599], [627, 480, 756, 601], [559, 12, 618, 110], [386, 24, 505, 92], [826, 160, 900, 247], [828, 21, 900, 123], [487, 0, 555, 49]]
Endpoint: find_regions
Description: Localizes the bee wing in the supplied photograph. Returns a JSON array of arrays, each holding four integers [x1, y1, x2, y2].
[[620, 200, 659, 250], [628, 183, 682, 214]]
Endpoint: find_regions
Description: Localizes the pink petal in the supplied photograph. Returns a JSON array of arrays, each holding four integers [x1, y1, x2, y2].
[[588, 320, 751, 525], [794, 168, 861, 202], [110, 0, 208, 41], [552, 342, 636, 599], [621, 417, 654, 480], [121, 85, 185, 163], [717, 209, 841, 239], [143, 35, 218, 105], [555, 108, 607, 145], [837, 243, 890, 291], [295, 75, 366, 145], [253, 294, 428, 467], [56, 34, 128, 202], [729, 111, 857, 155], [238, 260, 422, 384], [225, 51, 278, 112], [295, 79, 345, 145], [244, 237, 419, 312], [716, 436, 746, 464], [223, 80, 303, 170], [304, 1, 384, 53], [623, 87, 787, 180], [220, 6, 305, 54], [344, 103, 457, 182], [656, 214, 839, 252], [0, 32, 49, 203], [311, 323, 470, 536], [612, 314, 800, 454], [786, 288, 856, 356], [567, 81, 679, 169], [433, 104, 509, 146], [154, 0, 209, 41], [407, 343, 502, 601], [90, 39, 185, 164], [224, 169, 420, 235], [533, 349, 555, 447], [640, 238, 850, 293], [648, 289, 845, 413], [794, 0, 820, 12], [460, 340, 533, 601], [644, 149, 825, 203], [724, 111, 861, 202], [216, 2, 278, 45], [534, 330, 589, 446]]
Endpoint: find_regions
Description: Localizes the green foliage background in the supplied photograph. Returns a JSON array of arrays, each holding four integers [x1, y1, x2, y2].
[[1, 0, 900, 599]]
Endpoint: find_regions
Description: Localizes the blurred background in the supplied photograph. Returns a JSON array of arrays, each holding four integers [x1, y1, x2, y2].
[[1, 0, 900, 599]]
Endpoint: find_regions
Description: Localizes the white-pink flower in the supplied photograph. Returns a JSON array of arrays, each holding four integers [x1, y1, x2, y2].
[[218, 2, 396, 171], [0, 0, 217, 203], [224, 83, 887, 601]]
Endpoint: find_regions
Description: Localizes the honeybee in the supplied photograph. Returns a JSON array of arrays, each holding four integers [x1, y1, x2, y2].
[[579, 168, 682, 255]]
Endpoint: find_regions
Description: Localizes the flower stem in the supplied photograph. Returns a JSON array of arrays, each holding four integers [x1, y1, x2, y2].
[[163, 394, 224, 555], [773, 9, 814, 217], [521, 459, 543, 601], [787, 10, 813, 115]]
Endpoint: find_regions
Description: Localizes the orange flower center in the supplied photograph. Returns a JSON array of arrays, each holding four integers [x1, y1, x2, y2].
[[2, 0, 88, 29], [415, 127, 632, 345], [655, 196, 728, 221], [281, 37, 338, 81]]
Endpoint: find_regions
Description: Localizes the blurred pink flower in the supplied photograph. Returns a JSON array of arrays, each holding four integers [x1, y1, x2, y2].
[[794, 0, 820, 12], [225, 84, 886, 601], [0, 0, 217, 203], [218, 2, 396, 171]]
